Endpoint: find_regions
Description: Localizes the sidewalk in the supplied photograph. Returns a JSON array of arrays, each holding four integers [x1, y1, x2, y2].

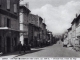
[[67, 46, 80, 56], [0, 51, 21, 58], [60, 41, 80, 52], [0, 48, 43, 58]]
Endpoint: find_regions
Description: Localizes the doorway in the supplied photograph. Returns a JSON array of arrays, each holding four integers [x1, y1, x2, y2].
[[6, 37, 11, 52], [14, 37, 17, 51], [24, 38, 28, 45], [0, 36, 2, 52]]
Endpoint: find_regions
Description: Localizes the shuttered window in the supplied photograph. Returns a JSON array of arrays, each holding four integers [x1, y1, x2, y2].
[[7, 18, 11, 28], [14, 4, 17, 13], [0, 36, 2, 51], [7, 0, 10, 10], [4, 17, 7, 27], [0, 0, 1, 6], [0, 15, 1, 27]]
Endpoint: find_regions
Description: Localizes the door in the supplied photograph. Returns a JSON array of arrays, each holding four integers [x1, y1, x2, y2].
[[0, 36, 2, 52], [14, 37, 17, 51], [6, 37, 11, 52], [24, 38, 28, 45]]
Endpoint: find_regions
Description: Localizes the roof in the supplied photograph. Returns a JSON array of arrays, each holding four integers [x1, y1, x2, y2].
[[19, 5, 31, 13], [68, 27, 72, 32], [42, 23, 46, 26], [76, 14, 80, 22], [71, 14, 80, 24], [71, 18, 76, 24]]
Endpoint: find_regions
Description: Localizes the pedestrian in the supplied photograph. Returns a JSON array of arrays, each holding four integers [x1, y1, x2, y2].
[[18, 41, 22, 54], [22, 44, 26, 53], [27, 44, 31, 51]]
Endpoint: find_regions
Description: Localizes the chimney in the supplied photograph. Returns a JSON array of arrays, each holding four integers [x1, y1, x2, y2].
[[24, 2, 29, 9]]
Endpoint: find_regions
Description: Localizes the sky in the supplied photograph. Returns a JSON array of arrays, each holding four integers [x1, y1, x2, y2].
[[20, 0, 80, 35]]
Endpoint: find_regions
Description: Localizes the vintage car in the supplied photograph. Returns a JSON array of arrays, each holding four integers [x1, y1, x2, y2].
[[63, 39, 68, 47]]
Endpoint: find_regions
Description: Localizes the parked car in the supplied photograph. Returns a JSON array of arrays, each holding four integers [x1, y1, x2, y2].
[[63, 39, 68, 47]]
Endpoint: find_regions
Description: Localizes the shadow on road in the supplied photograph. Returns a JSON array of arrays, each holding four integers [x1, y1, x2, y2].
[[1, 49, 44, 57]]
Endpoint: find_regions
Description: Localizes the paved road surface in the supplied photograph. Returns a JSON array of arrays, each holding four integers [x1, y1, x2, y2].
[[14, 42, 80, 57]]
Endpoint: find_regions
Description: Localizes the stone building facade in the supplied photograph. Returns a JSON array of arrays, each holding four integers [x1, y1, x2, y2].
[[0, 0, 20, 53], [75, 15, 80, 45], [71, 18, 76, 46], [28, 14, 40, 47], [67, 27, 72, 46], [67, 14, 80, 48], [19, 5, 48, 47], [42, 23, 47, 45], [19, 7, 44, 47], [71, 15, 80, 46]]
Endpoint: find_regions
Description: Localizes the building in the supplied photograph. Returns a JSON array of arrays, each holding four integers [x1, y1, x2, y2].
[[0, 0, 20, 53], [19, 4, 44, 47], [71, 18, 76, 46], [66, 14, 80, 48], [28, 14, 40, 47], [71, 15, 80, 47], [63, 31, 68, 43], [75, 15, 80, 45], [38, 17, 43, 47], [67, 27, 72, 46], [42, 23, 47, 46], [19, 5, 31, 45], [46, 31, 53, 45], [19, 4, 48, 47]]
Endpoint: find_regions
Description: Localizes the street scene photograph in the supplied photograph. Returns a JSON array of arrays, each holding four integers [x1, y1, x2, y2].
[[0, 0, 80, 58]]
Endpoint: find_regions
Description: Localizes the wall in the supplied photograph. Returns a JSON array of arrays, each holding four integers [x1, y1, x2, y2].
[[0, 14, 19, 30], [19, 8, 29, 45], [72, 23, 76, 46], [68, 30, 72, 46], [0, 0, 19, 16]]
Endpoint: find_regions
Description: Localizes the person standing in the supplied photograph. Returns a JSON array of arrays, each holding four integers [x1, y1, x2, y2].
[[18, 41, 22, 54], [22, 44, 26, 53]]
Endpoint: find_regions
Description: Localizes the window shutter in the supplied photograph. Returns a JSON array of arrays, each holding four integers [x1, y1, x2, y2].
[[0, 15, 1, 27], [0, 0, 1, 6], [14, 4, 17, 13], [4, 17, 7, 27], [7, 0, 10, 10]]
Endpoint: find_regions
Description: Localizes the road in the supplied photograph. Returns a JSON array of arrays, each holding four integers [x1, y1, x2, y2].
[[14, 42, 80, 57]]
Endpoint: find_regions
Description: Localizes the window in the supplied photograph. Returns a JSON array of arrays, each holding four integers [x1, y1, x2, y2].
[[0, 15, 1, 27], [7, 18, 11, 28], [14, 37, 17, 46], [79, 19, 80, 25], [14, 4, 17, 13], [7, 0, 10, 10], [0, 36, 2, 52], [0, 0, 1, 7]]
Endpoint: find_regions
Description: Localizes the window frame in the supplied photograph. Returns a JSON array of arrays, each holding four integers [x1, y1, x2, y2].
[[0, 0, 2, 7], [7, 18, 11, 28], [14, 3, 17, 13], [7, 0, 11, 10]]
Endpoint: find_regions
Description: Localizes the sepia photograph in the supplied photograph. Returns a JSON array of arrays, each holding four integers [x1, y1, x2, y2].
[[0, 0, 80, 59]]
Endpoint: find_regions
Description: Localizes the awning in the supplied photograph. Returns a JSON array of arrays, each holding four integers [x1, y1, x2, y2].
[[0, 27, 27, 33]]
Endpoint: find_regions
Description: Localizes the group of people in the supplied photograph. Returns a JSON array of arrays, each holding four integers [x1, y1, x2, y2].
[[18, 41, 31, 54]]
